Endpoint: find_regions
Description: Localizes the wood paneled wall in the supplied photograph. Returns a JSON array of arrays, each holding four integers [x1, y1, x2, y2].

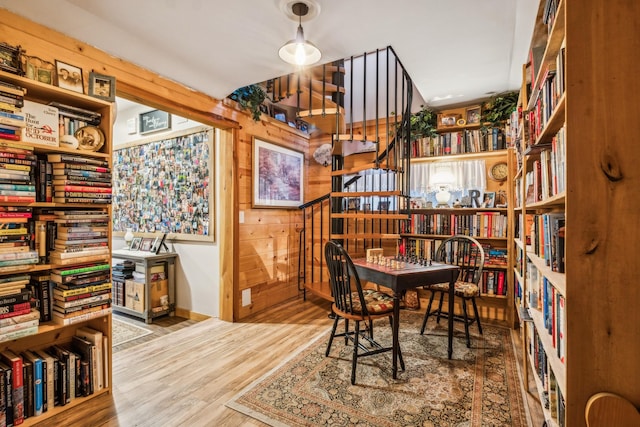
[[0, 8, 310, 321]]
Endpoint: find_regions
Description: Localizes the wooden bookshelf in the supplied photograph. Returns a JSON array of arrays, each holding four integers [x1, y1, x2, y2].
[[513, 1, 640, 425], [0, 69, 113, 426]]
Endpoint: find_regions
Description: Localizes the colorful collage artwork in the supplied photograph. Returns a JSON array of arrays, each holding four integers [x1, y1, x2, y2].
[[112, 127, 213, 241]]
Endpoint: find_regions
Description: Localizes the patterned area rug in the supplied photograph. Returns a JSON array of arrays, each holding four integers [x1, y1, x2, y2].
[[227, 311, 527, 427], [112, 317, 153, 347]]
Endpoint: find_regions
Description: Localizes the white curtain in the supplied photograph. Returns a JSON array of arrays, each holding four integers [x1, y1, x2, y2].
[[410, 159, 486, 196]]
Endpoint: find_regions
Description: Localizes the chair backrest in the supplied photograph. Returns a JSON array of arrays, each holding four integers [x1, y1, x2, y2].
[[435, 235, 485, 286], [324, 241, 369, 317]]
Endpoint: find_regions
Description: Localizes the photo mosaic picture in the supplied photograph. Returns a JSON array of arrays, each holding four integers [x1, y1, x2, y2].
[[112, 126, 214, 242]]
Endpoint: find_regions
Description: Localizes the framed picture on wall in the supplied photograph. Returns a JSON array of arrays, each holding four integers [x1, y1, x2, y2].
[[252, 137, 304, 208]]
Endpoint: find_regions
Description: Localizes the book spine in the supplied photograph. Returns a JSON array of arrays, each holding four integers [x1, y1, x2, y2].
[[53, 283, 112, 297], [51, 307, 111, 325], [0, 291, 31, 307], [55, 263, 111, 276]]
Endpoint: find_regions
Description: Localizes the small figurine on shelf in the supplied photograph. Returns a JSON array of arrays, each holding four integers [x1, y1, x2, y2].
[[453, 199, 462, 208]]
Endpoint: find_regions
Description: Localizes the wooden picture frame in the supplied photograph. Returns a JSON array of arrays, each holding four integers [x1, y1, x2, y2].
[[55, 60, 84, 93], [252, 137, 304, 209], [140, 238, 153, 252], [130, 237, 142, 251], [0, 42, 24, 75], [482, 191, 496, 208], [22, 55, 55, 84], [88, 71, 116, 102], [139, 109, 171, 134], [113, 125, 214, 242], [466, 105, 481, 125]]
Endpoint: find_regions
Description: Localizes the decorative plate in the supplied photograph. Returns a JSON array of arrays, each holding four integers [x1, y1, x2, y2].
[[489, 161, 508, 181], [74, 125, 105, 151], [456, 118, 466, 126]]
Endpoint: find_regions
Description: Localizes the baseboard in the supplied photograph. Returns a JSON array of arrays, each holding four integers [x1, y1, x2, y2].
[[174, 307, 211, 321]]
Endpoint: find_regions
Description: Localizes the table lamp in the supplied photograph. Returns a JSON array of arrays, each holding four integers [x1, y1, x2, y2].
[[431, 166, 455, 208]]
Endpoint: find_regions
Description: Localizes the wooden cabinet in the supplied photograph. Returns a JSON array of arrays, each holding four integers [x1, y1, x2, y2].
[[111, 250, 177, 323], [513, 1, 640, 425], [0, 69, 113, 425]]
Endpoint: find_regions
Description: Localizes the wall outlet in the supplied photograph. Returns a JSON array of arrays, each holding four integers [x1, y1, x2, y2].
[[242, 288, 251, 306], [239, 210, 244, 223]]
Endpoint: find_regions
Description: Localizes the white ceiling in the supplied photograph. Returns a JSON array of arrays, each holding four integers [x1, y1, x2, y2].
[[0, 0, 538, 109]]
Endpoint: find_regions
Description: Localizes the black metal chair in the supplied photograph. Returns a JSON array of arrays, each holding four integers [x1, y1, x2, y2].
[[324, 241, 404, 384], [419, 235, 485, 347]]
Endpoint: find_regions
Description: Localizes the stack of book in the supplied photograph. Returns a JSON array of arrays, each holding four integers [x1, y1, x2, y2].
[[47, 153, 112, 204], [49, 102, 101, 137], [0, 274, 40, 343], [50, 262, 112, 325], [0, 142, 37, 202], [111, 260, 135, 307], [49, 210, 110, 266], [0, 80, 26, 144], [0, 206, 39, 274]]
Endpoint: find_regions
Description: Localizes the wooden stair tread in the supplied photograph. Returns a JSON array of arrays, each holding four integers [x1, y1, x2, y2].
[[331, 213, 407, 220], [331, 191, 401, 197], [330, 233, 401, 240], [304, 281, 332, 301], [331, 164, 402, 176]]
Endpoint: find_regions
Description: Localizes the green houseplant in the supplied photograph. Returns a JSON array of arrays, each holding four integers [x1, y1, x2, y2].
[[409, 105, 438, 138], [481, 91, 518, 127], [228, 84, 267, 121]]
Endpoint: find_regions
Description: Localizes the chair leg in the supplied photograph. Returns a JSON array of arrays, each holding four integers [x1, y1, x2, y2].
[[344, 319, 350, 345], [325, 315, 340, 357], [461, 299, 471, 348], [436, 292, 445, 324], [368, 318, 374, 340], [351, 320, 360, 385], [420, 290, 437, 335], [471, 297, 483, 335]]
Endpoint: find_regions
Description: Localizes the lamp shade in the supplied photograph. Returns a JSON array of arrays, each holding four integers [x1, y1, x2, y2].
[[278, 24, 321, 66], [431, 166, 455, 187]]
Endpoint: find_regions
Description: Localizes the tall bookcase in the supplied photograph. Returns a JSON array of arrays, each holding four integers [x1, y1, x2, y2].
[[402, 143, 515, 327], [513, 1, 640, 426], [0, 70, 112, 425]]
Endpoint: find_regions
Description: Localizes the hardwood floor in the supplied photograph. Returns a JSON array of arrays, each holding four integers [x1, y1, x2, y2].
[[33, 296, 544, 427]]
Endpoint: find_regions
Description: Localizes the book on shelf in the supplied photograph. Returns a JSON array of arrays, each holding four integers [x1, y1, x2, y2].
[[21, 350, 43, 417], [33, 350, 54, 412], [52, 283, 112, 298], [28, 273, 52, 322], [70, 335, 95, 396], [21, 100, 59, 148], [0, 361, 14, 426], [52, 197, 111, 204], [74, 326, 104, 391], [46, 154, 108, 167], [51, 163, 110, 173], [48, 345, 70, 406], [52, 179, 111, 188], [0, 349, 24, 425], [51, 306, 111, 326], [0, 325, 38, 343], [0, 308, 38, 328]]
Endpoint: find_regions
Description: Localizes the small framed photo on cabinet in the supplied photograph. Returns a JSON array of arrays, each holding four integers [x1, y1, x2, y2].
[[130, 237, 142, 251], [140, 238, 153, 252]]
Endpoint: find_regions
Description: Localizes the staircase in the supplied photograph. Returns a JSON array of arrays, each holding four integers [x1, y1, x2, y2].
[[266, 47, 416, 300]]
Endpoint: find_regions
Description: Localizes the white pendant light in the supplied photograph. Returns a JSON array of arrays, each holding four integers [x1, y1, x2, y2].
[[278, 2, 321, 66]]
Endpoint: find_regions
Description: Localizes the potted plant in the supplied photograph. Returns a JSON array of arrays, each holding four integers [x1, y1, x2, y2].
[[409, 105, 438, 139], [227, 84, 267, 121], [481, 91, 518, 127]]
